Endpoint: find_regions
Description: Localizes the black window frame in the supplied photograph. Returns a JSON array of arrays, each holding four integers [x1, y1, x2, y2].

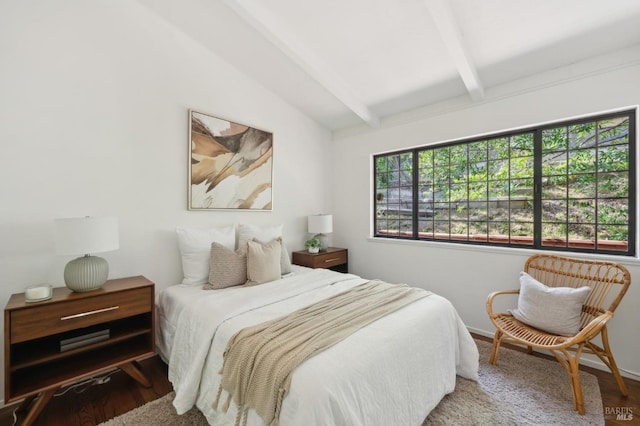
[[373, 109, 636, 257]]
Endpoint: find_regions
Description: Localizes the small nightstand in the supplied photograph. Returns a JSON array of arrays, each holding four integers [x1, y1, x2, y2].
[[292, 247, 348, 273], [4, 276, 155, 426]]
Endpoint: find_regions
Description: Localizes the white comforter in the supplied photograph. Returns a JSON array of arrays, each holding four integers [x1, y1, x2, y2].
[[156, 266, 479, 426]]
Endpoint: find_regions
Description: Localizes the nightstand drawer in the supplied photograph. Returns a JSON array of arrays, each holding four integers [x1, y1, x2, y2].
[[313, 250, 348, 268], [10, 287, 152, 344], [292, 248, 348, 271]]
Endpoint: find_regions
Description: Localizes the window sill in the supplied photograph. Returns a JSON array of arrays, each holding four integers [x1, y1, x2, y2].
[[367, 235, 640, 267], [376, 230, 629, 251]]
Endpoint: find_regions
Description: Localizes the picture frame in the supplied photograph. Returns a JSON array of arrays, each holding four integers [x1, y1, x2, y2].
[[188, 110, 273, 210]]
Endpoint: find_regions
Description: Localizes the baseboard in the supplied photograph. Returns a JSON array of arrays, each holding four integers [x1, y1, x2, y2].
[[0, 397, 17, 411], [467, 326, 640, 382]]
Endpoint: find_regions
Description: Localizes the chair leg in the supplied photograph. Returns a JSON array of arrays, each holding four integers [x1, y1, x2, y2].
[[552, 348, 585, 415], [596, 327, 628, 396], [567, 352, 585, 415], [489, 330, 503, 365]]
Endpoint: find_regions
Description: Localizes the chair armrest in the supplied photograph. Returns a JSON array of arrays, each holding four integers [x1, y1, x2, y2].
[[563, 311, 614, 346], [486, 289, 519, 317]]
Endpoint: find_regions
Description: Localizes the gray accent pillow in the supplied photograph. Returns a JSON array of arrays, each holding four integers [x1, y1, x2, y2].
[[205, 242, 247, 290], [280, 241, 293, 274], [246, 239, 282, 285], [509, 271, 591, 336]]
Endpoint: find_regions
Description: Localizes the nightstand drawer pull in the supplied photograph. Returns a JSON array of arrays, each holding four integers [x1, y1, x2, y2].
[[324, 257, 341, 263], [61, 306, 119, 321]]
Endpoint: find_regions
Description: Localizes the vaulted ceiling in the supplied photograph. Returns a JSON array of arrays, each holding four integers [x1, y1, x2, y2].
[[137, 0, 640, 131]]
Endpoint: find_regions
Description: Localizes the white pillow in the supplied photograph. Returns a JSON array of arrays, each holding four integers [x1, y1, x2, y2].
[[508, 272, 591, 336], [237, 224, 291, 274], [176, 225, 235, 285], [246, 239, 282, 285], [237, 223, 282, 248]]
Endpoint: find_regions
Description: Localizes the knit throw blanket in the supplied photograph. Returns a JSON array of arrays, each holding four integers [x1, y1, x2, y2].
[[212, 279, 431, 426]]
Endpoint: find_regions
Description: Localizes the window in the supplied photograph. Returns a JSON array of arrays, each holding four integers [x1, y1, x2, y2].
[[374, 110, 636, 256]]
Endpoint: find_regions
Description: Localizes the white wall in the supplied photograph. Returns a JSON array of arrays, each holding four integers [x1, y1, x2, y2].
[[0, 0, 332, 402], [332, 59, 640, 380]]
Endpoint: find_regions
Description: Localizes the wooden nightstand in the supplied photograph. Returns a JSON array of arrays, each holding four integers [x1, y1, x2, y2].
[[292, 247, 348, 273], [4, 276, 155, 426]]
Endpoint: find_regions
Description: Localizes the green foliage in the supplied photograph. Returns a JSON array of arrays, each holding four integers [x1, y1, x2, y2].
[[375, 153, 412, 190], [305, 238, 321, 249]]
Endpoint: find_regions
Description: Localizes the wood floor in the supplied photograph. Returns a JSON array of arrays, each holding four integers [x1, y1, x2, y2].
[[0, 335, 637, 425]]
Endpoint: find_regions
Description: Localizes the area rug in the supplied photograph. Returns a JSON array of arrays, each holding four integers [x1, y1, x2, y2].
[[424, 340, 603, 425], [100, 339, 603, 426]]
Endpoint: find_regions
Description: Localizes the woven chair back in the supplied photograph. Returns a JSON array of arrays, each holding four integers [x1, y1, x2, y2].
[[524, 254, 631, 329]]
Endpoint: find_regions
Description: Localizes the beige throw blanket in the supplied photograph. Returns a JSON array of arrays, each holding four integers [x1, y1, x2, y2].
[[212, 279, 431, 426]]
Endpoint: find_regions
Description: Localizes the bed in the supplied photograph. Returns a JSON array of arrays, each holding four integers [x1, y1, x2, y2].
[[156, 264, 479, 426]]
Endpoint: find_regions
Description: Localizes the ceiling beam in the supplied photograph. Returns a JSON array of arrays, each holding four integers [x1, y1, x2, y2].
[[424, 0, 484, 101], [222, 0, 380, 127]]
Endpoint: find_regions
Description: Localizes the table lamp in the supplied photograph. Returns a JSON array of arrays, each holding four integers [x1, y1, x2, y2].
[[308, 214, 333, 251], [55, 216, 119, 292]]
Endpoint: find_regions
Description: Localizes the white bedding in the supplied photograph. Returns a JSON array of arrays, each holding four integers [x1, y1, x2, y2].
[[156, 266, 479, 426]]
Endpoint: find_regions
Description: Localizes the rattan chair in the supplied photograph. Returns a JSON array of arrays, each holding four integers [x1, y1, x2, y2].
[[486, 253, 630, 415]]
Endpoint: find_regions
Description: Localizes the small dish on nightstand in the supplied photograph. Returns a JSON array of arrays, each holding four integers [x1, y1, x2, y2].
[[24, 284, 53, 302]]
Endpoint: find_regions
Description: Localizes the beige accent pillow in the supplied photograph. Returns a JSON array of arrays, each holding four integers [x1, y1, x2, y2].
[[205, 243, 247, 290], [508, 272, 591, 336], [237, 224, 292, 274], [246, 239, 282, 285]]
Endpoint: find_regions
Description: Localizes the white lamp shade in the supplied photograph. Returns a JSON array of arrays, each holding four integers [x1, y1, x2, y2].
[[308, 214, 333, 234], [55, 216, 119, 255]]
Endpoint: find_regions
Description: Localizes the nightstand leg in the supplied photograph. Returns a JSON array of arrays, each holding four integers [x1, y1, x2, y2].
[[120, 361, 151, 387], [15, 395, 37, 413], [19, 388, 57, 426]]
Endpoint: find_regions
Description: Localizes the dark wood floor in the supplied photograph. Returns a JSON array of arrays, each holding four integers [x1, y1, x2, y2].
[[0, 335, 638, 425]]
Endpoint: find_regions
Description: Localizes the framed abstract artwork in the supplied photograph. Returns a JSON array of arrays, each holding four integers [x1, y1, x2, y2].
[[188, 110, 273, 210]]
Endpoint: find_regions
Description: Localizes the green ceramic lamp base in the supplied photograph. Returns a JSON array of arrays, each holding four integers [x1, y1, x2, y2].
[[63, 255, 109, 292]]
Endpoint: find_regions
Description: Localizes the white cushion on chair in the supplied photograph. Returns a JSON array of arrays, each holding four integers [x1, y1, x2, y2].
[[508, 272, 591, 336]]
